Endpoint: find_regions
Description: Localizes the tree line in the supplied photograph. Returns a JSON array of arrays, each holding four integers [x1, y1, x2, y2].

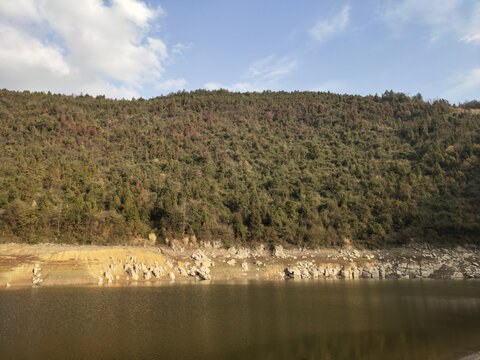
[[0, 89, 478, 247]]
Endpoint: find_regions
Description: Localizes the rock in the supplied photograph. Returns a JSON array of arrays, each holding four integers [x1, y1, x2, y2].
[[152, 263, 164, 278], [33, 263, 41, 276], [174, 266, 188, 276], [227, 259, 236, 266], [284, 266, 300, 278], [451, 272, 464, 279], [325, 267, 341, 277], [143, 271, 152, 280], [191, 252, 213, 267], [228, 247, 237, 255], [362, 269, 372, 278], [272, 245, 287, 259], [242, 262, 249, 271], [370, 268, 380, 279], [168, 272, 175, 280], [196, 266, 211, 280], [256, 244, 265, 253], [104, 270, 114, 283], [148, 233, 157, 245], [253, 260, 265, 266], [340, 268, 353, 279], [97, 276, 104, 285], [124, 264, 139, 281], [420, 269, 433, 278], [236, 248, 250, 259]]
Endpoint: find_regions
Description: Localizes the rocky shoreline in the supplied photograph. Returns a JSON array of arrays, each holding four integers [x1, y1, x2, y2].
[[0, 242, 479, 287]]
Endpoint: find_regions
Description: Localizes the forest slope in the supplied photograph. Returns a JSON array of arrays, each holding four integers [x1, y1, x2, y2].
[[0, 89, 478, 247]]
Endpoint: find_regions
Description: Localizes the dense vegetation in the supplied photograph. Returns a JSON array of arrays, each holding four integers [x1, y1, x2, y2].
[[0, 89, 479, 247]]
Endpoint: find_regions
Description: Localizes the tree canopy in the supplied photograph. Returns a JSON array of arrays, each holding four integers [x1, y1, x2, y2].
[[0, 89, 479, 247]]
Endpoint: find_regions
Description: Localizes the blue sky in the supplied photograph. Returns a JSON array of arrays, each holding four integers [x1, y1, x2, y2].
[[0, 0, 479, 103]]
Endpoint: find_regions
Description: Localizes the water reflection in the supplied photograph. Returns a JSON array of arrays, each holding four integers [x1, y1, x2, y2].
[[1, 280, 480, 359]]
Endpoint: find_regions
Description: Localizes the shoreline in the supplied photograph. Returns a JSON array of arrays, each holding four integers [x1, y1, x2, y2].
[[1, 243, 479, 288]]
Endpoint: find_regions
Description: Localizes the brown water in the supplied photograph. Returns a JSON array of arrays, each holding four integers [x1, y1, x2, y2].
[[1, 280, 480, 360]]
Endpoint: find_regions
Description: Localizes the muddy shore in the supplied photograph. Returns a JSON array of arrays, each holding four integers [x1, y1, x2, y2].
[[1, 242, 479, 287]]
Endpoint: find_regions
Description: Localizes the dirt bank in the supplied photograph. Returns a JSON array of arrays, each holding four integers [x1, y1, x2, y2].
[[1, 243, 479, 287]]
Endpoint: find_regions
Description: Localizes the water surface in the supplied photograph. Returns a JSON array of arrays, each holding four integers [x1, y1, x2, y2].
[[1, 280, 480, 359]]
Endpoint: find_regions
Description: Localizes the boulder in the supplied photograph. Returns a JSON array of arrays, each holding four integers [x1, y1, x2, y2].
[[451, 272, 464, 279], [33, 263, 41, 276], [148, 233, 157, 245], [152, 263, 164, 278], [191, 252, 213, 267], [168, 272, 176, 280], [124, 264, 139, 281], [242, 262, 249, 271], [272, 245, 287, 259], [104, 270, 114, 283], [236, 248, 250, 259], [196, 266, 211, 280], [174, 266, 188, 276], [284, 266, 300, 278]]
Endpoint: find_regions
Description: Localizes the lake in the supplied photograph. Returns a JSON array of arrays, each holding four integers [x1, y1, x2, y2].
[[1, 280, 480, 359]]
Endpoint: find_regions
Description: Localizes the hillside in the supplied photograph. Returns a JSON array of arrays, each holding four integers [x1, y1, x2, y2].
[[0, 89, 479, 247]]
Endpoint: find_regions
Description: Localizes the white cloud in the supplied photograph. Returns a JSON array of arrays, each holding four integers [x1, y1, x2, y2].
[[460, 5, 480, 45], [443, 67, 480, 102], [310, 5, 350, 42], [248, 55, 297, 81], [204, 55, 297, 92], [204, 82, 223, 90], [0, 0, 175, 98], [382, 0, 480, 44]]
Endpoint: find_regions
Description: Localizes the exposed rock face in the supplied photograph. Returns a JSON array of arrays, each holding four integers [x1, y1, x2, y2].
[[174, 266, 188, 276], [124, 263, 139, 281], [151, 262, 164, 278], [104, 270, 114, 283], [236, 248, 250, 259], [33, 263, 41, 276], [191, 252, 213, 268], [32, 263, 43, 285], [272, 245, 287, 259], [196, 266, 211, 280], [285, 261, 321, 279], [187, 252, 214, 280]]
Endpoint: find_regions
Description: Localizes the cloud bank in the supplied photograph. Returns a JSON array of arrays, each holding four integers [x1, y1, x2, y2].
[[0, 0, 185, 98]]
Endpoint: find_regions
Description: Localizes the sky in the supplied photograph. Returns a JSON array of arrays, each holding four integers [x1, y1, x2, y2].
[[0, 0, 479, 103]]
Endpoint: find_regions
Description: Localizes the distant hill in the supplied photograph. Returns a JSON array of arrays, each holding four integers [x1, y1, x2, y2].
[[0, 89, 479, 247]]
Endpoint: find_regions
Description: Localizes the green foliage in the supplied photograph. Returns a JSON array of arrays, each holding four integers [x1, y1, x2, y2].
[[0, 89, 479, 247]]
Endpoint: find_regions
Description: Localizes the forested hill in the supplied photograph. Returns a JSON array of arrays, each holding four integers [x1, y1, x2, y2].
[[0, 89, 479, 248]]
